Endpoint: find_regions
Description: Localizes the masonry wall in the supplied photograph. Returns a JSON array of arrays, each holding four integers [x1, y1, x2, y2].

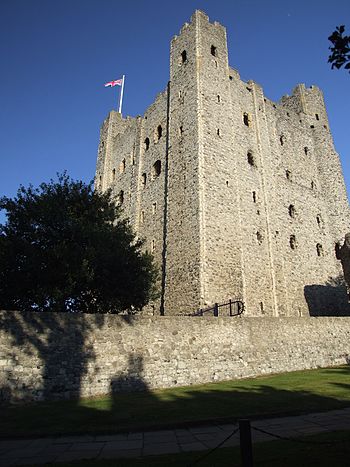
[[1, 311, 350, 403], [95, 10, 350, 317]]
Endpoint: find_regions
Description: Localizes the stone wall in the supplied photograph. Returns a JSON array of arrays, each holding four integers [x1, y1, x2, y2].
[[94, 10, 350, 317], [1, 311, 350, 402]]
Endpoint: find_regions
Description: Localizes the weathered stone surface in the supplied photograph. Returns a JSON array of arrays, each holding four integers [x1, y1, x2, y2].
[[95, 11, 350, 317], [0, 311, 349, 402]]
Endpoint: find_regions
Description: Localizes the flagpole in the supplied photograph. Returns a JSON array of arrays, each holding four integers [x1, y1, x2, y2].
[[118, 75, 125, 115]]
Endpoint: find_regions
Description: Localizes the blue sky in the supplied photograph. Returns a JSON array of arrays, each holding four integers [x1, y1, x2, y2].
[[0, 0, 349, 223]]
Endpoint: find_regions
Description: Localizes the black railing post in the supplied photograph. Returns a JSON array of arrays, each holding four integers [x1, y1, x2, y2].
[[214, 303, 219, 317], [239, 419, 254, 467]]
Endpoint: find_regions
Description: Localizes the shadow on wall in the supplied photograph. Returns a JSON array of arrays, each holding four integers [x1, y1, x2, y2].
[[304, 276, 350, 316], [0, 311, 106, 403]]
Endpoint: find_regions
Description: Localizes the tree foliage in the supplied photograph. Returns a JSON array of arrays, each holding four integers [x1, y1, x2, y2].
[[0, 173, 158, 313], [328, 25, 350, 73]]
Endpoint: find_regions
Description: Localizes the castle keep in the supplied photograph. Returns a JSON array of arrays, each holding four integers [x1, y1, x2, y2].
[[95, 11, 350, 317]]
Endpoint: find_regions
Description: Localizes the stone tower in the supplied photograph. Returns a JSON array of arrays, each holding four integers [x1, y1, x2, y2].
[[96, 11, 350, 316]]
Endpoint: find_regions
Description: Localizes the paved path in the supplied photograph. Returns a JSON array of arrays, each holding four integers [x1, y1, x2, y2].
[[1, 408, 350, 466]]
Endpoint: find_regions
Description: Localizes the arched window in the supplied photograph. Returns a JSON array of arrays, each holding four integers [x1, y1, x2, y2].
[[152, 160, 161, 178], [181, 50, 187, 63]]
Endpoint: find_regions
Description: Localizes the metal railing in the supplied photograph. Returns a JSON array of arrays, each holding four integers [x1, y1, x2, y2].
[[193, 299, 244, 317]]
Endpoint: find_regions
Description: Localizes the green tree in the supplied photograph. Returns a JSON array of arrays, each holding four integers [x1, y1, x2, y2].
[[0, 173, 158, 313], [328, 25, 350, 73]]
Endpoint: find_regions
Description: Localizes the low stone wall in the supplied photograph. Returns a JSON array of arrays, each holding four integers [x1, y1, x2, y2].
[[0, 311, 349, 402]]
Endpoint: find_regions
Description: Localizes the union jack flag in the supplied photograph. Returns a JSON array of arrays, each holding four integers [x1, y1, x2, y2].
[[104, 79, 123, 87]]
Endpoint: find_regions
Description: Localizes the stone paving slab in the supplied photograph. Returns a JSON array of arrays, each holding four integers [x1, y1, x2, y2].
[[0, 407, 349, 466]]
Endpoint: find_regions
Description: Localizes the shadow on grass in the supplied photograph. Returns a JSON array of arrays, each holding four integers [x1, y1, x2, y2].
[[1, 311, 350, 439], [1, 361, 350, 438]]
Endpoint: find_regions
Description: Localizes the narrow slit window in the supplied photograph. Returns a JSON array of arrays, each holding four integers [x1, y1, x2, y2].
[[304, 147, 309, 155], [247, 151, 255, 167], [152, 160, 161, 178], [217, 95, 221, 103], [290, 235, 297, 250], [120, 159, 126, 173], [315, 113, 319, 120], [288, 204, 296, 218], [280, 135, 285, 146], [316, 243, 323, 256], [217, 128, 220, 136], [256, 231, 263, 244], [118, 190, 124, 205], [286, 170, 291, 180], [141, 173, 147, 187], [157, 125, 162, 140], [152, 202, 157, 214], [211, 45, 217, 57], [316, 214, 322, 227], [179, 126, 184, 136], [252, 191, 256, 203], [112, 168, 116, 181], [151, 239, 155, 253], [181, 50, 187, 63], [144, 138, 150, 151]]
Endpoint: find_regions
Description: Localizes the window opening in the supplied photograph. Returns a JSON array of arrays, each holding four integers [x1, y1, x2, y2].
[[118, 190, 124, 205], [247, 151, 255, 166], [243, 112, 250, 127], [316, 214, 322, 227], [179, 126, 184, 136], [211, 45, 217, 56], [120, 158, 126, 173], [157, 125, 162, 140], [181, 50, 187, 63], [280, 135, 285, 146], [310, 125, 315, 129], [311, 180, 315, 189], [226, 180, 229, 187], [260, 302, 265, 314], [304, 147, 309, 155], [256, 231, 263, 244], [144, 138, 150, 151], [151, 239, 155, 253], [152, 202, 157, 214], [286, 170, 291, 180], [217, 95, 221, 103], [252, 191, 256, 203], [152, 160, 161, 178], [316, 243, 323, 256], [288, 204, 296, 218], [315, 113, 319, 120], [112, 168, 116, 181], [141, 173, 147, 187], [217, 128, 220, 136], [290, 235, 297, 250]]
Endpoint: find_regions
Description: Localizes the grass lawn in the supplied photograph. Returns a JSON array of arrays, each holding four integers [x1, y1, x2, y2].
[[1, 366, 350, 438], [23, 430, 350, 467]]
